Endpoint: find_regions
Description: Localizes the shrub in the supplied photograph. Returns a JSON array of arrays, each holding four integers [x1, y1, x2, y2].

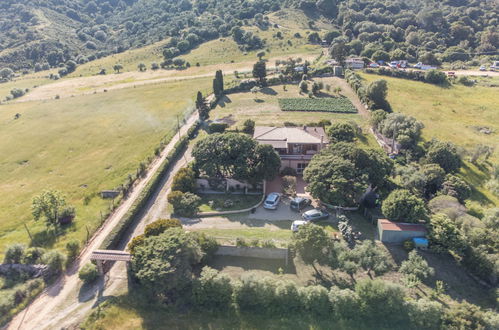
[[439, 174, 471, 202], [42, 250, 66, 275], [236, 237, 249, 247], [242, 119, 255, 134], [59, 206, 76, 225], [144, 218, 182, 237], [399, 250, 434, 283], [128, 234, 145, 254], [168, 191, 201, 217], [301, 285, 331, 316], [65, 239, 80, 262], [79, 263, 99, 284], [426, 140, 462, 173], [329, 287, 360, 320], [23, 247, 45, 264], [407, 299, 444, 329], [282, 175, 297, 196], [425, 70, 448, 85], [10, 88, 25, 99], [192, 267, 233, 310], [4, 244, 25, 264], [280, 167, 297, 176], [403, 240, 415, 251], [355, 279, 406, 322], [171, 168, 196, 193], [192, 232, 219, 263], [328, 122, 356, 142]]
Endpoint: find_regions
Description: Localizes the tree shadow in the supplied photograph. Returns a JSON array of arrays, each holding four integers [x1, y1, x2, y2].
[[208, 255, 296, 275], [30, 230, 57, 248], [217, 95, 232, 108], [259, 87, 277, 95], [254, 98, 265, 103]]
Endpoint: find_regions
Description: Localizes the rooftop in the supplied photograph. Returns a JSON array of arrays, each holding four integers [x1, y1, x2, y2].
[[253, 126, 329, 146], [378, 219, 427, 233]]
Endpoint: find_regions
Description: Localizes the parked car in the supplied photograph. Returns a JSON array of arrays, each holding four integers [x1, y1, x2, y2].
[[369, 62, 379, 68], [263, 192, 281, 210], [479, 65, 487, 71], [302, 208, 330, 222], [290, 197, 312, 211], [291, 220, 308, 232]]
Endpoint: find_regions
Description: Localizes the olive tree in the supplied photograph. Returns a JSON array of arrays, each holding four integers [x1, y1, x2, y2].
[[382, 189, 427, 223]]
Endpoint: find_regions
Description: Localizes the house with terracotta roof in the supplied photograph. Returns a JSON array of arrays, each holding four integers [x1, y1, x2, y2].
[[253, 126, 329, 174], [377, 219, 427, 243]]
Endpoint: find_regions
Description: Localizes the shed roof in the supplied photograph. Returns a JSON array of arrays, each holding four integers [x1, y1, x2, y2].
[[378, 219, 427, 233]]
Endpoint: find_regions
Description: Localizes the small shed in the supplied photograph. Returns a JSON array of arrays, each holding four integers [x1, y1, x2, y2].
[[377, 219, 427, 243]]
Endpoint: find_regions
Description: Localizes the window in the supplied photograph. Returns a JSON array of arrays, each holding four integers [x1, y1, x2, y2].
[[297, 163, 307, 174]]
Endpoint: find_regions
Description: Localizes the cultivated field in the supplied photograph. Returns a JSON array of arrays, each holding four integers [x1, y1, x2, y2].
[[360, 73, 499, 206], [0, 77, 211, 255], [279, 97, 357, 113]]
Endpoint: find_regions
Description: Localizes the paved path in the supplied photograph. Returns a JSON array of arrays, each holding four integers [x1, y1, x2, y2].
[[7, 113, 199, 330]]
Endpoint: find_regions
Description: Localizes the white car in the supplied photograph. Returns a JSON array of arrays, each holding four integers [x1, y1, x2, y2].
[[291, 220, 308, 232], [263, 192, 281, 210], [479, 65, 487, 71]]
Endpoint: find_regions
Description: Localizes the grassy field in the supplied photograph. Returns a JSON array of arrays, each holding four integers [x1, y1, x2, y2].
[[0, 75, 54, 102], [0, 77, 212, 255], [360, 73, 499, 206], [198, 194, 263, 212]]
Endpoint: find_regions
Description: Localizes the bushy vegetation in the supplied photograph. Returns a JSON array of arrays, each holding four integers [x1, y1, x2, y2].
[[0, 0, 282, 70], [278, 97, 357, 113], [78, 263, 99, 284]]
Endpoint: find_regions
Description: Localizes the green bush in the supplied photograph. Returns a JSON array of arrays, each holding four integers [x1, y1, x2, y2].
[[79, 263, 99, 284], [22, 247, 45, 264], [171, 167, 196, 193], [65, 239, 80, 262], [168, 191, 201, 217], [209, 122, 228, 134], [144, 218, 182, 237], [42, 250, 66, 275], [4, 244, 25, 264], [192, 267, 233, 310]]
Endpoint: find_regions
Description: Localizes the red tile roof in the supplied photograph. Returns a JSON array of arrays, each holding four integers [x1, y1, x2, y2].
[[379, 219, 427, 233]]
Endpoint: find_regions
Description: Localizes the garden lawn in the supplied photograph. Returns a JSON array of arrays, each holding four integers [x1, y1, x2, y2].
[[198, 194, 263, 212], [360, 73, 499, 206], [0, 76, 212, 256], [189, 227, 293, 245]]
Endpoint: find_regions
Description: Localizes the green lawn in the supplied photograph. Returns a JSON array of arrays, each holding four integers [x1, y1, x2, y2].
[[198, 194, 263, 212], [359, 73, 499, 206], [0, 77, 212, 255], [190, 227, 293, 245]]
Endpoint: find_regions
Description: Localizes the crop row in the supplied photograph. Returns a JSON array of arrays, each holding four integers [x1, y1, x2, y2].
[[278, 98, 357, 113]]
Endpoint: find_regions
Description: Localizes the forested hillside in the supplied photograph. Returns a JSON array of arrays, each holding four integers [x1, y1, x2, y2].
[[0, 0, 497, 71]]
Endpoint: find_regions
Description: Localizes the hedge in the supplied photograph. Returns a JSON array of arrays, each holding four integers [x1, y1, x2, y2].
[[364, 67, 449, 86], [99, 130, 193, 250]]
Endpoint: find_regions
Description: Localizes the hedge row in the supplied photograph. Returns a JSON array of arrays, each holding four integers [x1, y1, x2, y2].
[[364, 67, 449, 86], [0, 279, 44, 326], [99, 121, 199, 250]]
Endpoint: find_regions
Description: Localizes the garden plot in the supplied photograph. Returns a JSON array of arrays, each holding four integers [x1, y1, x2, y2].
[[278, 97, 357, 113]]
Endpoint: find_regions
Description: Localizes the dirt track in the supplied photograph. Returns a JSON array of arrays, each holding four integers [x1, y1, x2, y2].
[[7, 113, 198, 330], [14, 54, 318, 103]]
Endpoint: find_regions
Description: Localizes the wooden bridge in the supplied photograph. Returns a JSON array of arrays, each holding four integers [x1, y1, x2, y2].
[[90, 250, 131, 274]]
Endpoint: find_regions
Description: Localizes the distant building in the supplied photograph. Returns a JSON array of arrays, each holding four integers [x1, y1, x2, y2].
[[253, 126, 329, 174], [345, 57, 365, 70], [378, 219, 427, 243]]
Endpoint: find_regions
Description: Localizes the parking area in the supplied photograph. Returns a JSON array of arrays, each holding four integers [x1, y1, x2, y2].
[[248, 195, 315, 221]]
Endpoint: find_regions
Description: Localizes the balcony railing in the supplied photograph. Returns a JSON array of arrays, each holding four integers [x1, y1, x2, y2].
[[280, 154, 314, 161]]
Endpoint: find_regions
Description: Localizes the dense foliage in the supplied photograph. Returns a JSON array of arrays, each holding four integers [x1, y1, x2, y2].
[[0, 0, 282, 70]]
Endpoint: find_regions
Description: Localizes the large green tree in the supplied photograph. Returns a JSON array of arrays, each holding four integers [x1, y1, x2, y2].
[[426, 140, 462, 173], [366, 79, 389, 111], [291, 224, 331, 275], [131, 228, 203, 300], [252, 60, 267, 85], [32, 190, 74, 229], [192, 133, 280, 182], [381, 189, 427, 223]]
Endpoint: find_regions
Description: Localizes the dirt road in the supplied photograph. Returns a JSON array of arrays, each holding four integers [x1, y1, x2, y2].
[[7, 113, 199, 330], [15, 54, 319, 103]]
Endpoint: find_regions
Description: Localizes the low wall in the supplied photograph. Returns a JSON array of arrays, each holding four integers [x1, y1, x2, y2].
[[215, 245, 289, 265]]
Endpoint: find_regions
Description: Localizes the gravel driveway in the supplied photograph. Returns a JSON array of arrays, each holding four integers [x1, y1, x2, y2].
[[247, 196, 314, 221]]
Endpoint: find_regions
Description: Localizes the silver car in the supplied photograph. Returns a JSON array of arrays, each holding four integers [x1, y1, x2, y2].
[[263, 192, 281, 210]]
